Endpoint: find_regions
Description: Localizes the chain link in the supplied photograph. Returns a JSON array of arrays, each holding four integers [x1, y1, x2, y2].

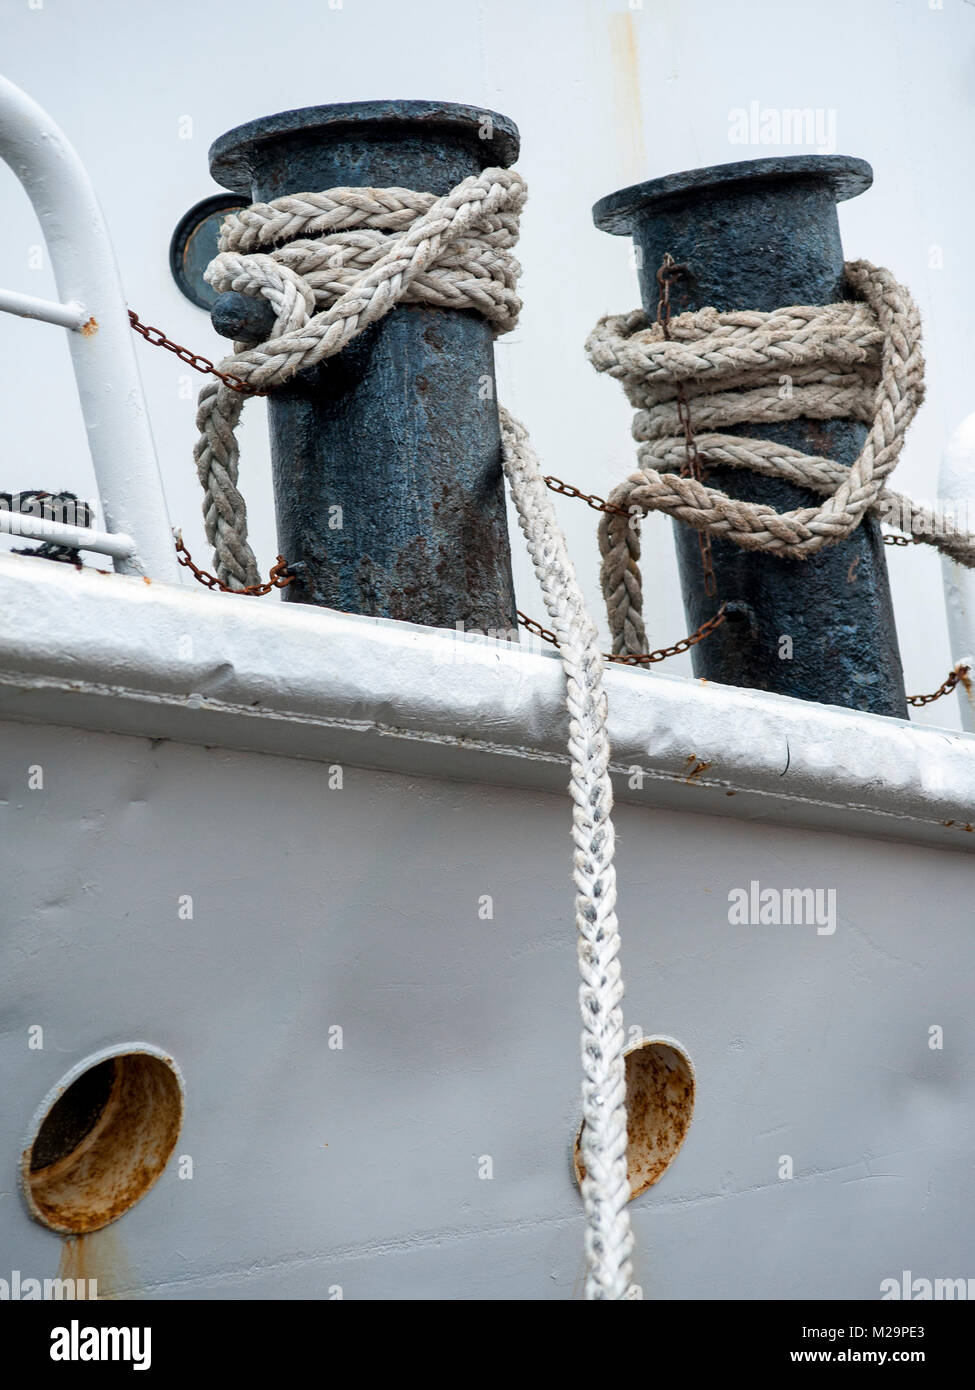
[[174, 534, 294, 595], [541, 256, 960, 702], [534, 254, 724, 667], [606, 604, 728, 665], [516, 609, 559, 647], [131, 297, 961, 705], [128, 310, 265, 396], [657, 253, 717, 596], [516, 605, 728, 665], [519, 604, 966, 706], [542, 475, 629, 517], [906, 662, 970, 707]]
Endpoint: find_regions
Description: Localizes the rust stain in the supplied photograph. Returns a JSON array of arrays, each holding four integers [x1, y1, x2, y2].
[[59, 1226, 133, 1299], [683, 755, 712, 782], [607, 12, 646, 186], [575, 1040, 695, 1201], [25, 1053, 182, 1235], [80, 317, 98, 337], [846, 556, 860, 584], [725, 790, 736, 797], [142, 576, 152, 585]]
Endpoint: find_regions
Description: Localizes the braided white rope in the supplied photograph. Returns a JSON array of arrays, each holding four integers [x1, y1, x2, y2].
[[588, 262, 975, 656], [195, 173, 637, 1300], [501, 408, 635, 1301]]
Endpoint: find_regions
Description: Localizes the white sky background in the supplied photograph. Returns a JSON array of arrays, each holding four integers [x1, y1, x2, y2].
[[0, 0, 971, 729]]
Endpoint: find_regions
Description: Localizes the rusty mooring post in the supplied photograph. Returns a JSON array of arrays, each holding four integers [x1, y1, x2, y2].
[[593, 155, 908, 716], [206, 101, 519, 633]]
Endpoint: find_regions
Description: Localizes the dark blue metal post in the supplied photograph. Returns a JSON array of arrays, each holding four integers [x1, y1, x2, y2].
[[593, 156, 908, 717], [207, 101, 520, 633]]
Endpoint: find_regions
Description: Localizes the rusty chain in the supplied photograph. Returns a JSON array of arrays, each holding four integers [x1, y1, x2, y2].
[[129, 309, 294, 589], [535, 257, 961, 705], [128, 309, 265, 396], [517, 605, 727, 665], [516, 610, 559, 647], [524, 254, 727, 666], [130, 299, 962, 705], [542, 475, 630, 518], [607, 604, 729, 665], [657, 253, 717, 596], [175, 534, 294, 596], [906, 663, 970, 708]]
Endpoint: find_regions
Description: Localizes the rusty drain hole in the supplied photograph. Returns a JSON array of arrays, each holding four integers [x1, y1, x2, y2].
[[574, 1037, 695, 1202], [22, 1047, 183, 1235]]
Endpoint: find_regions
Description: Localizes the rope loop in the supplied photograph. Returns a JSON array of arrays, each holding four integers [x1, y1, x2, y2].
[[589, 260, 975, 657], [194, 168, 526, 590]]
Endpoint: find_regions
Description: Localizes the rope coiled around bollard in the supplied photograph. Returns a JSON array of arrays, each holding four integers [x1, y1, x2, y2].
[[587, 261, 975, 658], [194, 170, 638, 1301], [195, 173, 525, 590]]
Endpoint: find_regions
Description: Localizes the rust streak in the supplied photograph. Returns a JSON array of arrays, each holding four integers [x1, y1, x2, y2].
[[607, 12, 646, 186], [59, 1226, 133, 1300], [683, 756, 712, 782]]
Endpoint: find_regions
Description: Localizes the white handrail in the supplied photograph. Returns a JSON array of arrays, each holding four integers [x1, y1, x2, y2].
[[938, 410, 975, 731], [0, 75, 181, 583], [0, 285, 88, 331], [0, 508, 135, 560]]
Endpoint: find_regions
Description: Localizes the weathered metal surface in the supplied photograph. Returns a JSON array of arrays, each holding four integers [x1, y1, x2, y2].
[[593, 156, 908, 716], [30, 1057, 117, 1172], [5, 708, 974, 1299], [169, 193, 248, 311], [938, 412, 975, 731], [2, 552, 974, 850], [210, 289, 277, 343], [23, 1048, 183, 1235], [205, 100, 520, 632], [574, 1038, 695, 1200]]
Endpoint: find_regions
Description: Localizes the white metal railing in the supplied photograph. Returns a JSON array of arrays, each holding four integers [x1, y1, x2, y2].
[[938, 411, 975, 732], [0, 75, 181, 582]]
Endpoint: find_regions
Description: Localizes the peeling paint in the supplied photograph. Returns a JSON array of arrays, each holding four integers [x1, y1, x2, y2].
[[683, 755, 712, 782]]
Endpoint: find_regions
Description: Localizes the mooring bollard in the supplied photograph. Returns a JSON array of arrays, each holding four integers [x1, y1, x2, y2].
[[203, 101, 520, 633], [593, 155, 908, 717]]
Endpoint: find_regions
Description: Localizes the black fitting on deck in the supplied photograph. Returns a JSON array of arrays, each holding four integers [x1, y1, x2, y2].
[[593, 156, 908, 717], [201, 100, 521, 633]]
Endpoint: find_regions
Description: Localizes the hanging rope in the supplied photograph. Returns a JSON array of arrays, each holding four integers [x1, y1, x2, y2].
[[500, 408, 634, 1300], [194, 170, 637, 1301], [587, 262, 975, 657]]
